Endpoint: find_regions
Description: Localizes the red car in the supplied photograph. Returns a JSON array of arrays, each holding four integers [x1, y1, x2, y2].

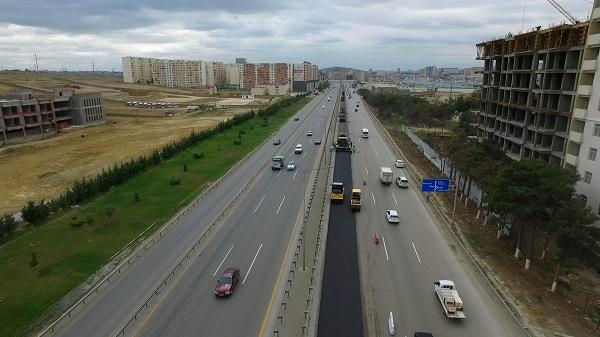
[[214, 267, 241, 296]]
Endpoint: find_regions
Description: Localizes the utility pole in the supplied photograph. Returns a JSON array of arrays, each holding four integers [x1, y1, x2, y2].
[[34, 53, 39, 71], [451, 178, 459, 226], [92, 62, 95, 72]]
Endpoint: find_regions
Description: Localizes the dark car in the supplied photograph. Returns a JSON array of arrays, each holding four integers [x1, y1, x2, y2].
[[314, 139, 321, 145], [214, 267, 241, 296], [273, 139, 281, 145], [414, 333, 433, 337], [294, 116, 300, 121]]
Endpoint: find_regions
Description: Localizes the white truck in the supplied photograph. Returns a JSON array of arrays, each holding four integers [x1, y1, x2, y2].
[[380, 167, 393, 185], [434, 280, 466, 319]]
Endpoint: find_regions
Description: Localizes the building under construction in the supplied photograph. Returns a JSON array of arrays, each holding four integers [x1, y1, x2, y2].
[[0, 88, 104, 144], [476, 22, 589, 164]]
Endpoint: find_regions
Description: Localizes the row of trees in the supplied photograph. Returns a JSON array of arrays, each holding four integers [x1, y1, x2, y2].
[[358, 88, 479, 128], [11, 94, 306, 230], [361, 88, 600, 290]]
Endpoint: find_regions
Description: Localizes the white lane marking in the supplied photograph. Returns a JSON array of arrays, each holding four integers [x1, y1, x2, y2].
[[392, 192, 398, 205], [365, 166, 369, 175], [277, 170, 282, 178], [371, 192, 376, 205], [303, 152, 306, 158], [213, 245, 234, 276], [292, 171, 297, 181], [382, 236, 390, 261], [253, 195, 266, 214], [374, 149, 378, 156], [243, 243, 263, 284], [276, 195, 286, 215], [412, 242, 422, 264]]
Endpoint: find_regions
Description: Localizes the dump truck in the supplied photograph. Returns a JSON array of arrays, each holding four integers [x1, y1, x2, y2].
[[433, 280, 466, 319], [335, 133, 352, 152], [331, 182, 344, 203], [339, 100, 347, 122], [271, 155, 285, 170], [350, 189, 362, 211], [380, 167, 393, 184]]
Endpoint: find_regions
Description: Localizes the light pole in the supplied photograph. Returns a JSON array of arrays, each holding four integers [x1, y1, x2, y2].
[[450, 178, 459, 226]]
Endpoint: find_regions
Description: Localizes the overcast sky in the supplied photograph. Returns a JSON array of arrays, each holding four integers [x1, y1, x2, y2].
[[0, 0, 594, 71]]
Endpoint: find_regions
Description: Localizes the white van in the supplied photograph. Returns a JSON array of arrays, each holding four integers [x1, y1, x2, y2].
[[362, 128, 369, 138]]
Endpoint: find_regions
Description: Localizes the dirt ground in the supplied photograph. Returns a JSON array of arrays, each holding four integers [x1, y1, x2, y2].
[[388, 127, 600, 337], [0, 72, 268, 215]]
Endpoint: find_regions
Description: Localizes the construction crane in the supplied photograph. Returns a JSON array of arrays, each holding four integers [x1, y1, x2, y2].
[[546, 0, 579, 24]]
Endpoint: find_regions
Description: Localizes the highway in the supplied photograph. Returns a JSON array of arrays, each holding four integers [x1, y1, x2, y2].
[[346, 88, 526, 337], [51, 85, 340, 337]]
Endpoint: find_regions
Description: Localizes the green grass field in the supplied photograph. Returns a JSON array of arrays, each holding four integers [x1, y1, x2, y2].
[[0, 96, 311, 336]]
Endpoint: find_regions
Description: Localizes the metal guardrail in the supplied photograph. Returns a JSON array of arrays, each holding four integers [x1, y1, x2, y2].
[[365, 104, 534, 337], [270, 91, 338, 337], [38, 114, 284, 337], [113, 159, 269, 336]]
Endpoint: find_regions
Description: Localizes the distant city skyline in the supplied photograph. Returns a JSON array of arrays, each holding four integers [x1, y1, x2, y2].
[[0, 0, 594, 71]]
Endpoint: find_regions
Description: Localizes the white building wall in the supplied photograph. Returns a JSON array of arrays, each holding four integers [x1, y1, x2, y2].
[[122, 57, 133, 83]]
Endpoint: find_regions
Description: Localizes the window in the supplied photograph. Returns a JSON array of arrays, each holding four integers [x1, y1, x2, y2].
[[589, 148, 598, 161], [594, 123, 600, 137], [584, 171, 592, 184]]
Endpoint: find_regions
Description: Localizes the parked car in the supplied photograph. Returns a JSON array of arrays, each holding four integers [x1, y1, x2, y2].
[[273, 139, 281, 145], [396, 176, 409, 188], [214, 267, 241, 296], [386, 210, 400, 223], [395, 159, 405, 168], [287, 161, 296, 171]]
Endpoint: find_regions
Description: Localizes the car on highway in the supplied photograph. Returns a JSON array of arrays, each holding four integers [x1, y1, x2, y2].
[[294, 116, 299, 121], [214, 267, 240, 297], [396, 176, 409, 188], [306, 130, 313, 136], [414, 333, 433, 337], [273, 139, 281, 145], [386, 210, 400, 223], [295, 144, 303, 154], [395, 159, 405, 168], [287, 160, 296, 171], [314, 139, 321, 145]]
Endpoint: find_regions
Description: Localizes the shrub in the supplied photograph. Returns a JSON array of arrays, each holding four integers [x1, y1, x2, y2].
[[193, 153, 204, 159], [134, 193, 140, 202], [29, 253, 39, 267], [169, 177, 182, 186], [183, 164, 188, 172], [105, 207, 116, 219], [233, 139, 242, 145]]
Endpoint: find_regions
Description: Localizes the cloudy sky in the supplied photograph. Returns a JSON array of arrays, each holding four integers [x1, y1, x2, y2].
[[0, 0, 594, 71]]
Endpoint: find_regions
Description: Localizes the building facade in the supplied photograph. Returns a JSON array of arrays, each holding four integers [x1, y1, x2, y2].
[[0, 89, 104, 144], [566, 1, 600, 218]]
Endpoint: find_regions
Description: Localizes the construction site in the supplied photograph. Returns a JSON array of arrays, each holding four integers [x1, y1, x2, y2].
[[0, 72, 270, 215]]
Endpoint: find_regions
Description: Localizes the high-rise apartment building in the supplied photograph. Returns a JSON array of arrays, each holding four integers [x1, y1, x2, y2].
[[122, 56, 319, 93], [476, 23, 588, 164], [566, 1, 600, 217]]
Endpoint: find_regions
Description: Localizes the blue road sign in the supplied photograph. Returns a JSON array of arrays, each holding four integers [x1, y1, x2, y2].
[[421, 178, 450, 193]]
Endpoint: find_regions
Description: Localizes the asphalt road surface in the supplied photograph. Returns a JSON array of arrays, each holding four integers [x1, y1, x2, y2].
[[52, 85, 340, 337], [316, 132, 364, 337], [346, 88, 526, 337]]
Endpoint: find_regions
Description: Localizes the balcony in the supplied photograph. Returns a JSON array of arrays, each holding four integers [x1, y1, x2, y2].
[[578, 85, 593, 96], [574, 108, 587, 119], [589, 33, 600, 46], [582, 60, 598, 71], [565, 153, 579, 166], [569, 130, 584, 143]]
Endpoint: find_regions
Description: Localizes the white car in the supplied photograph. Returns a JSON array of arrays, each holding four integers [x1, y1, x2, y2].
[[295, 144, 303, 154], [321, 105, 326, 109], [396, 176, 409, 188], [395, 159, 405, 168], [386, 210, 400, 223], [287, 161, 296, 171], [306, 130, 313, 136]]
